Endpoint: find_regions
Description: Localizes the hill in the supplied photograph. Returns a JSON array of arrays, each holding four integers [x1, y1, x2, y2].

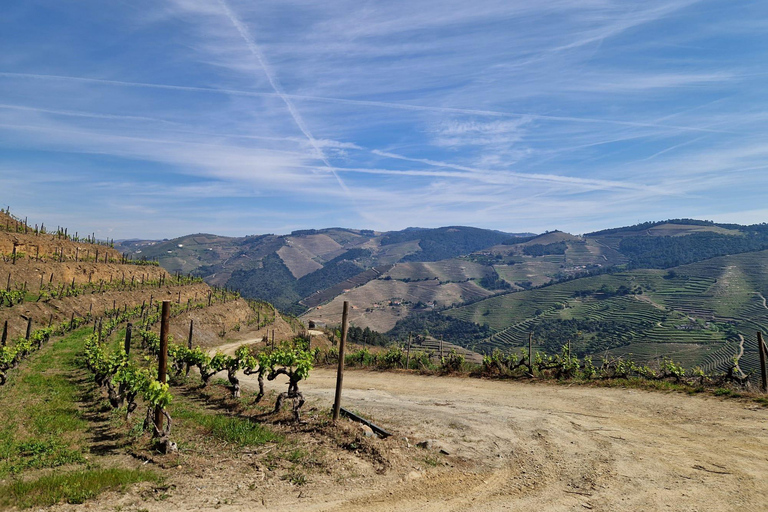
[[120, 226, 525, 315], [434, 248, 768, 375], [0, 208, 297, 355]]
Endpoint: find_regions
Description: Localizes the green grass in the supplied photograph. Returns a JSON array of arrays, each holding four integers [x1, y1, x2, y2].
[[0, 467, 161, 508], [174, 407, 282, 446], [0, 327, 92, 477]]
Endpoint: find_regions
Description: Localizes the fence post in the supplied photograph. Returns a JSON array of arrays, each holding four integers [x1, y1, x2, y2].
[[332, 301, 350, 422], [186, 320, 194, 376], [155, 301, 170, 431], [759, 332, 767, 393], [121, 323, 131, 356], [528, 332, 533, 373], [406, 332, 412, 369]]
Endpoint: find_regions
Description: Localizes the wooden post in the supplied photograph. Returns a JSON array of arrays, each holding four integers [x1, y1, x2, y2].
[[528, 332, 533, 372], [332, 301, 350, 422], [155, 301, 170, 431], [187, 320, 194, 349], [125, 323, 132, 355], [1, 320, 7, 347], [406, 332, 412, 369], [439, 335, 444, 361], [69, 312, 75, 331], [271, 330, 275, 348], [759, 332, 767, 393], [12, 246, 16, 265], [25, 318, 32, 340]]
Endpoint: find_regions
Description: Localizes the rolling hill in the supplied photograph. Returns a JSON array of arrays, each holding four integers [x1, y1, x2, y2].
[[116, 217, 768, 377], [118, 226, 528, 315]]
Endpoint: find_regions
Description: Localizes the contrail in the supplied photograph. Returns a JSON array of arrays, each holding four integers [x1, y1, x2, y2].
[[371, 150, 670, 194], [0, 71, 729, 135], [0, 103, 178, 125], [216, 0, 349, 194]]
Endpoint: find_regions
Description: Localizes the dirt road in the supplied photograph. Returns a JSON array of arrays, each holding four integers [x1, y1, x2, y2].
[[243, 367, 768, 511]]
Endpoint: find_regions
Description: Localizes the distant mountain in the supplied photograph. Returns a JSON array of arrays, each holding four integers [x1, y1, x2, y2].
[[119, 226, 528, 314]]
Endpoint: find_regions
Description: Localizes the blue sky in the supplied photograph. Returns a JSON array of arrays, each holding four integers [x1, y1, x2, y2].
[[1, 0, 767, 239]]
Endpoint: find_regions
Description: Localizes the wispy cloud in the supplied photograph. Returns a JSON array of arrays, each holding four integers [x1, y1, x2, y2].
[[0, 0, 766, 237]]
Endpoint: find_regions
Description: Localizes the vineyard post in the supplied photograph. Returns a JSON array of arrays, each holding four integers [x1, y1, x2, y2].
[[69, 312, 75, 331], [528, 332, 533, 373], [39, 274, 43, 292], [6, 273, 10, 291], [440, 335, 444, 361], [1, 321, 7, 346], [155, 301, 170, 431], [124, 323, 132, 356], [186, 320, 193, 376], [759, 331, 767, 393], [406, 332, 412, 369], [25, 318, 32, 340], [332, 301, 350, 422], [12, 246, 16, 265]]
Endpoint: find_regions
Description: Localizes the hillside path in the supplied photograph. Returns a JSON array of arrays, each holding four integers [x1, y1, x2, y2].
[[236, 367, 768, 511]]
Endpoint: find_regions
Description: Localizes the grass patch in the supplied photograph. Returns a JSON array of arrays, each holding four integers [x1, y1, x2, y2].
[[0, 328, 93, 477], [0, 467, 161, 508], [174, 407, 282, 446]]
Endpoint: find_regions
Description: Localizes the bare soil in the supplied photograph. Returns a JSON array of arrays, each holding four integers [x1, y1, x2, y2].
[[64, 364, 768, 512], [263, 369, 768, 511]]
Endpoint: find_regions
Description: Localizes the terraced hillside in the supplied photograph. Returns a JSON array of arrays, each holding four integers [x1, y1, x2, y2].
[[443, 249, 768, 374], [302, 276, 496, 332], [121, 226, 524, 315], [0, 210, 291, 364]]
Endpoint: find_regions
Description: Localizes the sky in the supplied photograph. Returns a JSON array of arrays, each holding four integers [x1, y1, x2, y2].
[[1, 0, 767, 239]]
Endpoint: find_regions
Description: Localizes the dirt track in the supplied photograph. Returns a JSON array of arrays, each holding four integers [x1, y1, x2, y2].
[[245, 367, 768, 511]]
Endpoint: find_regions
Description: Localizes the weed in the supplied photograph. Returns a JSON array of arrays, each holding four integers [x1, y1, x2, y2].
[[174, 407, 281, 446], [0, 468, 161, 508]]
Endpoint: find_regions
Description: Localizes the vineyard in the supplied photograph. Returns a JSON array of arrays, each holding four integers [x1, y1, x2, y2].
[[441, 249, 768, 376], [0, 209, 422, 509]]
